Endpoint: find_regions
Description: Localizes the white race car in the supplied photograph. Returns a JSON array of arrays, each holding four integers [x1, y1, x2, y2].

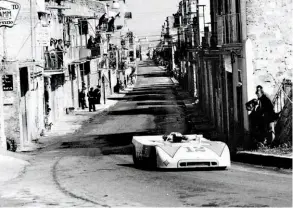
[[132, 132, 231, 169]]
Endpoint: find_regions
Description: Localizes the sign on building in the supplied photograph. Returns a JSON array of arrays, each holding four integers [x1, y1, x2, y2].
[[2, 74, 13, 91], [0, 0, 21, 28], [36, 26, 50, 46]]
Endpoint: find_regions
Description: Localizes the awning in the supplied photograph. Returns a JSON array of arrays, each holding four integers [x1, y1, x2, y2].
[[71, 57, 89, 64], [63, 2, 95, 17], [43, 69, 65, 76]]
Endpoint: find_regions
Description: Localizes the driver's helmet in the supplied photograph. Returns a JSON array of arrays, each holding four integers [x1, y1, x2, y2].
[[163, 132, 184, 143]]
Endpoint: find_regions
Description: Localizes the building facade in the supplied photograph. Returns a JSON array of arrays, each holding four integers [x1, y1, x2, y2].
[[0, 0, 131, 151], [163, 0, 292, 151]]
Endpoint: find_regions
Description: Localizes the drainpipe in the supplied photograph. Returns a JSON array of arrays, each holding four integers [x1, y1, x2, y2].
[[240, 0, 250, 149]]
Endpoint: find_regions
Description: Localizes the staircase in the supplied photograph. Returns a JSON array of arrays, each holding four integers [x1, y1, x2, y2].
[[273, 79, 292, 145]]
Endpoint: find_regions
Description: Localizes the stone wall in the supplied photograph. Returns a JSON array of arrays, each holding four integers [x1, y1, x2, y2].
[[3, 62, 21, 145], [246, 0, 293, 99]]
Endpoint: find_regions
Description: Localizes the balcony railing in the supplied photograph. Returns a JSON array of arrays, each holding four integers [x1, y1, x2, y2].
[[217, 13, 242, 46], [66, 46, 101, 61], [67, 46, 81, 60], [44, 51, 63, 70]]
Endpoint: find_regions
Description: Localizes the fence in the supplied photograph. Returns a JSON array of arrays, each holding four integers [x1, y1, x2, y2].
[[272, 79, 292, 114], [44, 51, 63, 69]]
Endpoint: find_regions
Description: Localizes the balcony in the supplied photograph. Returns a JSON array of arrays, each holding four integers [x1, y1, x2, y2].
[[67, 46, 101, 61], [217, 13, 242, 46], [44, 51, 63, 70]]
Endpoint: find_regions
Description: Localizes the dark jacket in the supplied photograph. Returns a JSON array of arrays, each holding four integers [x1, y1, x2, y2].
[[79, 91, 86, 100], [258, 94, 275, 122], [87, 91, 95, 99]]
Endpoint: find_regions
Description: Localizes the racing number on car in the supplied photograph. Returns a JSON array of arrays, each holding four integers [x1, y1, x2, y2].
[[185, 147, 194, 152]]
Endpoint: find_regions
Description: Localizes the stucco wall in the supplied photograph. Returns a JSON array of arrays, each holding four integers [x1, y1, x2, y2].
[[3, 62, 21, 144], [246, 0, 293, 99]]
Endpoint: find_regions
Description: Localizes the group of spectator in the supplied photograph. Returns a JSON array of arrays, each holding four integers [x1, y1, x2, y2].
[[87, 34, 102, 57], [79, 85, 101, 112], [47, 38, 65, 69]]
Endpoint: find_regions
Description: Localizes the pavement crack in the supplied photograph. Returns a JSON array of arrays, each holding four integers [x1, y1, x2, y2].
[[52, 156, 110, 207]]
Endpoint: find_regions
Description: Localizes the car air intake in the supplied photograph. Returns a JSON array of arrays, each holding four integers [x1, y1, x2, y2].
[[179, 161, 218, 167]]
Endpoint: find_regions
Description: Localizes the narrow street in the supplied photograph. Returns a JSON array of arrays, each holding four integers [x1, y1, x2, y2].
[[0, 61, 291, 207]]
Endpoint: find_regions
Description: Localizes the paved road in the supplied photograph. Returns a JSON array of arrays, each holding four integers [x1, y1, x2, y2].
[[0, 61, 291, 207]]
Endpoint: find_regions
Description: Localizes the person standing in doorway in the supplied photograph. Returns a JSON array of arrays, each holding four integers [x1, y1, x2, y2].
[[87, 87, 96, 112]]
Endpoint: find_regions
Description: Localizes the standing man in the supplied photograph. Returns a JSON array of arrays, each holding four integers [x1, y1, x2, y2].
[[255, 85, 277, 146], [94, 85, 101, 105], [79, 89, 87, 109], [87, 87, 96, 112], [56, 39, 64, 69]]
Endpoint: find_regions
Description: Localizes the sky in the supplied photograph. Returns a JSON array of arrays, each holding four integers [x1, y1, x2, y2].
[[125, 0, 181, 46]]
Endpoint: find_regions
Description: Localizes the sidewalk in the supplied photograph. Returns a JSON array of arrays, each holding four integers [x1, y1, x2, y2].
[[19, 85, 135, 152], [0, 85, 135, 183], [0, 150, 31, 183], [168, 69, 293, 169]]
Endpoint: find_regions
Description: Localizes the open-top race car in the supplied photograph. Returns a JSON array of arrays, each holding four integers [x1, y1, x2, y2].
[[132, 132, 231, 169]]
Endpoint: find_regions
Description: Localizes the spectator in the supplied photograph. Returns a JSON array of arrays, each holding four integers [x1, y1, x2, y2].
[[255, 85, 277, 146], [246, 98, 264, 148], [48, 38, 56, 68], [87, 87, 96, 112], [94, 85, 101, 105], [87, 35, 95, 49], [56, 39, 64, 69], [79, 89, 87, 109]]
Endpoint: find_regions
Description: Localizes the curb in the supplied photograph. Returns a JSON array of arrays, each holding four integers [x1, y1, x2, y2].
[[232, 151, 292, 169]]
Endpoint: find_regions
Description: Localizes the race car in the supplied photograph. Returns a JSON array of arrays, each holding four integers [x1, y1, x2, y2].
[[132, 132, 231, 169]]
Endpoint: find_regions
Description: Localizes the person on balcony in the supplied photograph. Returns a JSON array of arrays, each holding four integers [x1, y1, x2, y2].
[[79, 89, 87, 110], [107, 17, 115, 32], [98, 13, 107, 30], [87, 35, 95, 49], [48, 38, 57, 68], [56, 39, 64, 69]]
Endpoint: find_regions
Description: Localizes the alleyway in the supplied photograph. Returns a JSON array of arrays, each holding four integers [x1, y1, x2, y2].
[[0, 61, 291, 207]]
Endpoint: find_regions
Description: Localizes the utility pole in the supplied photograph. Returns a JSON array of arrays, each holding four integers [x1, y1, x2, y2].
[[0, 27, 7, 152]]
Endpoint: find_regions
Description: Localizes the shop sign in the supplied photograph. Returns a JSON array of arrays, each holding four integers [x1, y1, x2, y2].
[[36, 26, 50, 46], [2, 74, 13, 91], [0, 0, 21, 28]]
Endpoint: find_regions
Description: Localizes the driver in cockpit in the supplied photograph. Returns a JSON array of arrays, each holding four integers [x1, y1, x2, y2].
[[163, 132, 188, 143]]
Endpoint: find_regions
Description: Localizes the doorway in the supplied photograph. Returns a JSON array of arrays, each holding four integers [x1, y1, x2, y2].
[[19, 67, 29, 144]]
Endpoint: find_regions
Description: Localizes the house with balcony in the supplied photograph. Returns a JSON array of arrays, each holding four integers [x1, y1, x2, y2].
[[190, 0, 292, 150]]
